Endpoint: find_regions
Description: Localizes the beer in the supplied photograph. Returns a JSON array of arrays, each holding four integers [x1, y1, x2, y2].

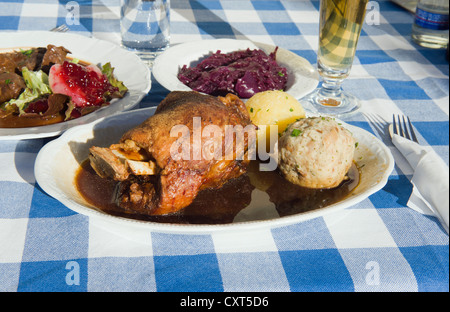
[[318, 0, 369, 78], [299, 0, 368, 116]]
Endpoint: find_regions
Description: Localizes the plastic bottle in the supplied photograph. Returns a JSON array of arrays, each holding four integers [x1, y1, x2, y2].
[[411, 0, 449, 49]]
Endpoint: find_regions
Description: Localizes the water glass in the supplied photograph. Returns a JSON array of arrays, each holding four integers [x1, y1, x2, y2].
[[120, 0, 170, 64]]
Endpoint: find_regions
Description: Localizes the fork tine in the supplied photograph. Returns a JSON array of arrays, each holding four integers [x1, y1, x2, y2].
[[406, 116, 419, 143], [401, 115, 412, 140], [397, 115, 406, 138], [392, 114, 419, 143], [399, 115, 408, 138], [392, 115, 398, 136]]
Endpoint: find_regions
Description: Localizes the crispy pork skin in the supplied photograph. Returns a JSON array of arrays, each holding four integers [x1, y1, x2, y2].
[[89, 91, 255, 215]]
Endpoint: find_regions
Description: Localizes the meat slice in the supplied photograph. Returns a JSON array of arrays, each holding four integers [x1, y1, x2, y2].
[[0, 45, 69, 75], [89, 146, 130, 181], [0, 47, 46, 73], [89, 142, 159, 181], [0, 72, 26, 103], [7, 47, 47, 73], [0, 53, 18, 73], [19, 47, 47, 72], [89, 91, 256, 216], [41, 45, 71, 73]]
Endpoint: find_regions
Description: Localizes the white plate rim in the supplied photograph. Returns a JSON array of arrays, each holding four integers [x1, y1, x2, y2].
[[0, 31, 151, 140], [152, 39, 319, 100], [35, 106, 395, 235]]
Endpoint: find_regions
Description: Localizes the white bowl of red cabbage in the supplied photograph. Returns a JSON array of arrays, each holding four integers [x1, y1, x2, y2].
[[153, 39, 319, 100]]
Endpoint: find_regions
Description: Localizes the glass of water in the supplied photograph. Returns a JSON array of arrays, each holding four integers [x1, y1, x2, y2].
[[120, 0, 170, 66]]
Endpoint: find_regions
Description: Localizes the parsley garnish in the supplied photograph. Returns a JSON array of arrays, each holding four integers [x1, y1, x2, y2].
[[20, 49, 33, 56], [291, 129, 302, 137]]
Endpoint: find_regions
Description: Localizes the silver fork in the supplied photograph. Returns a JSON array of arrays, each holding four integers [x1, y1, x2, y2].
[[390, 114, 419, 143], [50, 24, 69, 32]]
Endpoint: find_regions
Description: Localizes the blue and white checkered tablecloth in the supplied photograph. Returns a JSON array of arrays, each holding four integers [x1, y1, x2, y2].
[[0, 0, 448, 294]]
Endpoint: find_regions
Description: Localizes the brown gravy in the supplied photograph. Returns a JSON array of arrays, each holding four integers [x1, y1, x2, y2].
[[0, 112, 65, 128], [75, 160, 360, 225]]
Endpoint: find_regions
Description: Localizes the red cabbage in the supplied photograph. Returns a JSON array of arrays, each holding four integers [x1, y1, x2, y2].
[[177, 48, 288, 99]]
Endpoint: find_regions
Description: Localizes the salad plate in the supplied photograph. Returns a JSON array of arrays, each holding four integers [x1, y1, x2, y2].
[[0, 31, 151, 140], [35, 107, 394, 235], [152, 39, 319, 100]]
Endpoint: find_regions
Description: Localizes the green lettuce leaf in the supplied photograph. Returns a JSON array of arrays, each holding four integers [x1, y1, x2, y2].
[[22, 67, 52, 94], [5, 67, 52, 113], [101, 62, 128, 97]]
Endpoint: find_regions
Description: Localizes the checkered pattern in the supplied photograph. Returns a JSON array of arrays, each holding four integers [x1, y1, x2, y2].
[[0, 0, 448, 293]]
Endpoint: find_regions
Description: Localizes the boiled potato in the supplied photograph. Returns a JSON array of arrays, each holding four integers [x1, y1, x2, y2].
[[245, 90, 306, 151]]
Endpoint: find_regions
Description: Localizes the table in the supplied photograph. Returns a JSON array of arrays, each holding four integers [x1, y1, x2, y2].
[[0, 0, 448, 293]]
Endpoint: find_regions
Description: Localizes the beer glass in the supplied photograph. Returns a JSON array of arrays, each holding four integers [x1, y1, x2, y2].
[[301, 0, 369, 117]]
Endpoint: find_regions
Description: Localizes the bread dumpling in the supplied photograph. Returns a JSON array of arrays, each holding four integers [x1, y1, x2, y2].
[[278, 117, 355, 189]]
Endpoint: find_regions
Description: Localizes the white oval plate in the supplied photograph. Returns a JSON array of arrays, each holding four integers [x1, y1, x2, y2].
[[0, 31, 151, 140], [35, 107, 394, 235], [153, 39, 319, 100]]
